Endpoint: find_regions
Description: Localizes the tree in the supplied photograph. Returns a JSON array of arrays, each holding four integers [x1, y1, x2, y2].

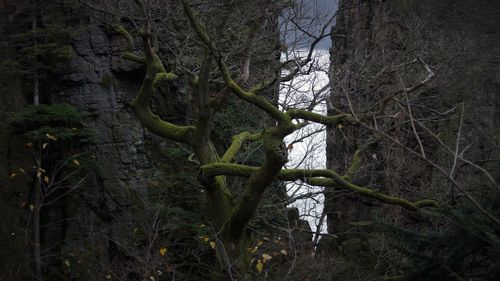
[[109, 1, 445, 279]]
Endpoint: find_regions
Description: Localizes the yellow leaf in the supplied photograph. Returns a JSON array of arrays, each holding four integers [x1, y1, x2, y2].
[[42, 143, 48, 149], [46, 133, 57, 141], [19, 168, 26, 173], [64, 260, 71, 267], [159, 247, 167, 256], [71, 127, 78, 131], [105, 274, 112, 280], [262, 253, 272, 263], [209, 241, 216, 249], [249, 246, 258, 254], [280, 249, 288, 256], [199, 236, 209, 242], [10, 172, 17, 178], [36, 171, 42, 178], [73, 159, 80, 166], [29, 204, 35, 211], [43, 176, 49, 183], [256, 259, 264, 274], [337, 123, 344, 129], [257, 240, 264, 246]]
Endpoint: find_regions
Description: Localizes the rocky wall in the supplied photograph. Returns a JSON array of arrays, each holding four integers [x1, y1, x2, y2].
[[326, 0, 500, 241]]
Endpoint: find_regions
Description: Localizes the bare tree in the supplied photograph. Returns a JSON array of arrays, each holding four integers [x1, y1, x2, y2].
[[101, 1, 454, 278]]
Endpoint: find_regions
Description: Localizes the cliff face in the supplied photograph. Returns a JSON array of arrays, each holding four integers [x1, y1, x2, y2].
[[0, 1, 308, 280], [325, 0, 500, 275], [0, 2, 161, 278]]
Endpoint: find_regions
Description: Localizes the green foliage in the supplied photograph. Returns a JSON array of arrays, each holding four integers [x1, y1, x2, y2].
[[10, 104, 96, 144], [379, 193, 500, 281]]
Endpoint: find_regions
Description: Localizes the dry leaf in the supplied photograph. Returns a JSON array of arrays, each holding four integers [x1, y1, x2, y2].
[[262, 253, 272, 263], [159, 247, 167, 256], [46, 133, 57, 141], [256, 259, 264, 274]]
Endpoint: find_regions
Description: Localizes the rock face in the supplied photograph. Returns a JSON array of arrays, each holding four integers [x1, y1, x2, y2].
[[326, 0, 500, 248], [0, 3, 162, 278], [1, 1, 304, 280]]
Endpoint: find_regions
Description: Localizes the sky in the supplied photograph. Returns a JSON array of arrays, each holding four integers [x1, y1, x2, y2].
[[281, 0, 338, 50]]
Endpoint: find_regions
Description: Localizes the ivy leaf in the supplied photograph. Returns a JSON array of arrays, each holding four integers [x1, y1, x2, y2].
[[256, 259, 264, 274], [159, 247, 167, 256]]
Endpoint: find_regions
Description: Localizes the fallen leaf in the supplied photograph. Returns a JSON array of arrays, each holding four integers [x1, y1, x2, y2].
[[159, 247, 167, 256], [262, 253, 272, 263], [256, 259, 264, 274], [46, 133, 57, 141]]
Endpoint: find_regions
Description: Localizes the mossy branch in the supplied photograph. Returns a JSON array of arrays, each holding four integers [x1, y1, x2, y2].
[[286, 109, 353, 126], [119, 23, 195, 143], [202, 163, 439, 211], [221, 132, 262, 163], [113, 25, 134, 51], [181, 0, 288, 123], [122, 51, 146, 64]]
